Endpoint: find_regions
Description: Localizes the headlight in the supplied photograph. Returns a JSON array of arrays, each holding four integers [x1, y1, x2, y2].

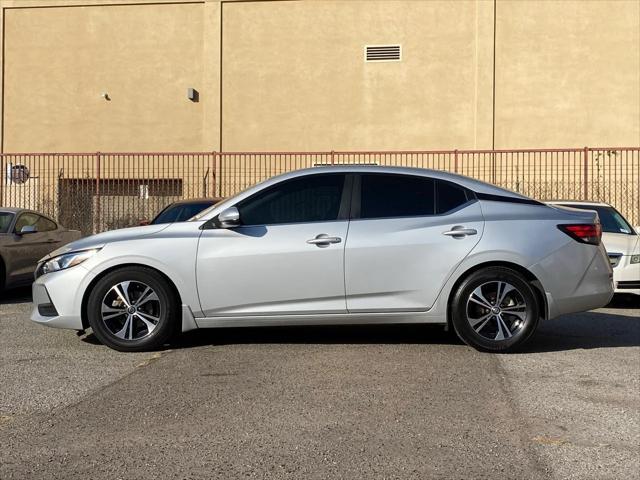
[[631, 254, 640, 265], [40, 249, 101, 276]]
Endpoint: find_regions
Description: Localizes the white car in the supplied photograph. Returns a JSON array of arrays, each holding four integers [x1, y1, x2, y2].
[[549, 201, 639, 295], [31, 167, 614, 352]]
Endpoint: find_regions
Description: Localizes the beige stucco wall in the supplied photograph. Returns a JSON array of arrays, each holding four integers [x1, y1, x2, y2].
[[222, 0, 495, 151], [0, 0, 638, 153], [494, 0, 640, 149], [1, 0, 216, 152]]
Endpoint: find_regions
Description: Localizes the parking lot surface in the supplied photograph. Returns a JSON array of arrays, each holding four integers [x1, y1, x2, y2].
[[0, 288, 638, 479]]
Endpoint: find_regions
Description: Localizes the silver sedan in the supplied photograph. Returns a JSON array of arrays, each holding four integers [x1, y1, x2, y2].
[[30, 167, 614, 352]]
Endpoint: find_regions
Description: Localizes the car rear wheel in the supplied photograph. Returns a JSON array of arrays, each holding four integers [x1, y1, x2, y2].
[[87, 267, 179, 352], [451, 266, 539, 352]]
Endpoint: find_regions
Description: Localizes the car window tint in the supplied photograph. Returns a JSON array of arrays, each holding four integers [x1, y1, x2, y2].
[[14, 213, 39, 232], [176, 203, 214, 222], [435, 180, 468, 214], [35, 216, 57, 232], [153, 205, 182, 224], [560, 205, 635, 235], [238, 174, 345, 225], [0, 213, 14, 233], [360, 174, 434, 219]]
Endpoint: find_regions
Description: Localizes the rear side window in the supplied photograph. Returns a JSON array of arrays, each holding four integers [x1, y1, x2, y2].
[[36, 216, 57, 232], [238, 174, 346, 225], [435, 180, 469, 214], [360, 174, 434, 219]]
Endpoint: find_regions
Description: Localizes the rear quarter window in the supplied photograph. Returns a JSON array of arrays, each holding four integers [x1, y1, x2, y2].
[[435, 180, 470, 214]]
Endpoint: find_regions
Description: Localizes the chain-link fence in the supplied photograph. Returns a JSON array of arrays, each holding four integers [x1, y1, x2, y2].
[[1, 147, 638, 235]]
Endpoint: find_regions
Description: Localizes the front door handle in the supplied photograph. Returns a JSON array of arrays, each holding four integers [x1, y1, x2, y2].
[[307, 234, 342, 247], [443, 226, 477, 238]]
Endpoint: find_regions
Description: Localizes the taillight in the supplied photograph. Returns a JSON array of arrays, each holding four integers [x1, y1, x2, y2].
[[557, 223, 602, 245]]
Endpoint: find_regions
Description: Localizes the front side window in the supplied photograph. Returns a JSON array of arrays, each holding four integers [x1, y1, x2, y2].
[[14, 213, 40, 233], [360, 174, 435, 219], [238, 174, 346, 226]]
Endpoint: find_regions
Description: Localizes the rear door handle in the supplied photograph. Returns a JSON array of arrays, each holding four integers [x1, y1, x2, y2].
[[443, 226, 477, 238], [307, 234, 342, 247]]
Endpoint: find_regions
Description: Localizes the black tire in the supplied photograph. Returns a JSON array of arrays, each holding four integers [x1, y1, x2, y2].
[[87, 267, 179, 352], [450, 266, 540, 353], [0, 261, 5, 294]]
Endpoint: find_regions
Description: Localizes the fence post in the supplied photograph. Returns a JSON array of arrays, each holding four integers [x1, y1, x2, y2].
[[583, 146, 589, 200], [0, 155, 4, 207], [331, 150, 335, 165], [94, 152, 101, 234], [454, 149, 458, 173], [215, 151, 222, 197]]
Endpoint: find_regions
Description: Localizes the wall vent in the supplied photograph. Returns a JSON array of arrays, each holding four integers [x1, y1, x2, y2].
[[364, 44, 401, 62]]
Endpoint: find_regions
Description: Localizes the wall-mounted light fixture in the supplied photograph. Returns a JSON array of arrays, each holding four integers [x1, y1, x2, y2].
[[187, 88, 199, 102], [101, 92, 111, 101]]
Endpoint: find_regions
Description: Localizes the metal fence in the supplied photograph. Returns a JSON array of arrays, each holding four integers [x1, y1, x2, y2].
[[1, 147, 638, 235]]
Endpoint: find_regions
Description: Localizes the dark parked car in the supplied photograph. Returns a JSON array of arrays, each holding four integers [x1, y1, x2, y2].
[[0, 208, 81, 291], [141, 198, 224, 225]]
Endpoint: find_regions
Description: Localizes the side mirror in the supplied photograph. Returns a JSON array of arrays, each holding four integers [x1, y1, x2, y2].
[[215, 207, 240, 229], [19, 225, 38, 235], [139, 219, 150, 226]]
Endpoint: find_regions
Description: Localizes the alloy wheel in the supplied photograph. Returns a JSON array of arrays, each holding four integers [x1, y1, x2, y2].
[[101, 281, 162, 341], [465, 281, 528, 341]]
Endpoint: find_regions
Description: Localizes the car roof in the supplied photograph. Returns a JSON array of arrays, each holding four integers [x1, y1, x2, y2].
[[547, 200, 612, 207], [169, 198, 222, 206], [267, 166, 532, 199], [0, 207, 27, 214]]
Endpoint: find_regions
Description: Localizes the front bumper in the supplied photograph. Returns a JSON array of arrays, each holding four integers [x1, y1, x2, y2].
[[613, 256, 640, 295], [30, 265, 95, 331]]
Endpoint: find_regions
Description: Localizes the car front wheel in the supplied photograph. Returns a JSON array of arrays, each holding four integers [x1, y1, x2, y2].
[[86, 267, 179, 352], [451, 266, 540, 352]]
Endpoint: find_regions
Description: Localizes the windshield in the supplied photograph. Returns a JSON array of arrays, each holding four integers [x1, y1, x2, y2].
[[0, 212, 14, 233], [560, 204, 636, 235], [152, 201, 216, 225]]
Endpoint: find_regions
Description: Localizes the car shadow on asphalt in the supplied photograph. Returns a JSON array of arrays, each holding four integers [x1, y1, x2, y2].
[[3, 283, 637, 353], [170, 317, 638, 354], [0, 286, 32, 305], [515, 294, 639, 353], [167, 294, 639, 353], [81, 323, 463, 348]]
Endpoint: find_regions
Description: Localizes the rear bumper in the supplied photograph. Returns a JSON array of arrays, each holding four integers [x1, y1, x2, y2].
[[531, 242, 614, 319]]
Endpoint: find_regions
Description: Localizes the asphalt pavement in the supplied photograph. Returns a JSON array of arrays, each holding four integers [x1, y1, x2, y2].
[[0, 288, 638, 479]]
